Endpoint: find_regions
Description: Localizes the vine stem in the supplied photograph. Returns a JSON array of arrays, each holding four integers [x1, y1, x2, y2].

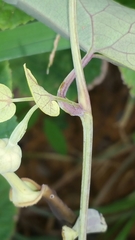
[[69, 1, 93, 240], [69, 1, 90, 110]]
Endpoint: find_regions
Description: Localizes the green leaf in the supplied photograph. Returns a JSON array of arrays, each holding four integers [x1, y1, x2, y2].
[[0, 22, 70, 62], [103, 219, 125, 240], [0, 0, 33, 30], [0, 61, 18, 137], [44, 118, 67, 154], [0, 175, 17, 240], [0, 115, 18, 138], [97, 195, 135, 215], [0, 84, 16, 122], [0, 61, 17, 122], [119, 67, 135, 97], [10, 50, 72, 97], [115, 0, 135, 8], [4, 0, 135, 71], [0, 61, 12, 89], [10, 50, 103, 102], [13, 234, 60, 240], [115, 216, 135, 240], [16, 102, 40, 129], [24, 64, 60, 117]]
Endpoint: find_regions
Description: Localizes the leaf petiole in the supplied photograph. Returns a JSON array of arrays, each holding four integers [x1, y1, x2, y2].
[[12, 97, 34, 102]]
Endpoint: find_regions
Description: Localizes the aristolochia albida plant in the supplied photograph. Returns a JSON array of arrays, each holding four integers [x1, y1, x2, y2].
[[0, 57, 107, 240], [2, 0, 135, 239]]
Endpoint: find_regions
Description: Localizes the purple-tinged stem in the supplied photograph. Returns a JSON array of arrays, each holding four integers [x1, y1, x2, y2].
[[57, 52, 93, 98]]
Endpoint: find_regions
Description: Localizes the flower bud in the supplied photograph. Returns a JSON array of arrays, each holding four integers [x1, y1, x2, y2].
[[0, 105, 38, 174], [7, 175, 46, 207], [0, 138, 22, 174]]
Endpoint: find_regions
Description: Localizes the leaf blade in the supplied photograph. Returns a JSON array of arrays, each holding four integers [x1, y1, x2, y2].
[[119, 67, 135, 97], [24, 64, 60, 117], [0, 22, 70, 62], [4, 0, 135, 71], [44, 118, 67, 154], [0, 0, 33, 30], [0, 84, 16, 122]]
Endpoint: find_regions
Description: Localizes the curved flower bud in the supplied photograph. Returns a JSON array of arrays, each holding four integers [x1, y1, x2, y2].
[[3, 173, 46, 207], [0, 105, 38, 174]]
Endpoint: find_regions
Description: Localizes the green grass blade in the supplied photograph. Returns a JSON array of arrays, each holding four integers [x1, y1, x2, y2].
[[115, 216, 135, 240], [0, 22, 70, 61]]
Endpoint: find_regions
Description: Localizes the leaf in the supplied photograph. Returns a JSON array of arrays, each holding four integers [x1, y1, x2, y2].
[[13, 234, 60, 240], [0, 22, 70, 62], [0, 115, 18, 138], [24, 64, 60, 117], [115, 0, 135, 8], [0, 84, 16, 122], [0, 61, 12, 89], [97, 194, 135, 214], [115, 216, 135, 240], [0, 0, 33, 30], [44, 118, 67, 154], [119, 67, 135, 97], [5, 0, 135, 71], [17, 102, 40, 129], [0, 175, 17, 240], [103, 219, 125, 240], [10, 50, 103, 102], [0, 61, 16, 122]]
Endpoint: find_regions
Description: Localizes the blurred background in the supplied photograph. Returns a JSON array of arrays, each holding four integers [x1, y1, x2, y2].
[[1, 0, 135, 239]]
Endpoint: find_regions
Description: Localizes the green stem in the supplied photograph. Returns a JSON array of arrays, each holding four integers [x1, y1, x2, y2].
[[69, 0, 91, 111], [10, 104, 38, 144], [2, 172, 31, 193], [55, 96, 80, 106], [13, 93, 82, 113], [12, 97, 34, 102], [79, 113, 93, 239], [69, 1, 93, 239]]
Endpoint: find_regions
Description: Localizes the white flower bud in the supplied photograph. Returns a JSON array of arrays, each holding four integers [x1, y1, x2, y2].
[[0, 138, 22, 174]]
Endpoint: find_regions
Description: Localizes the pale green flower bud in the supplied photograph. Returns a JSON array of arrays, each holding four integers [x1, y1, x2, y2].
[[0, 139, 22, 174]]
